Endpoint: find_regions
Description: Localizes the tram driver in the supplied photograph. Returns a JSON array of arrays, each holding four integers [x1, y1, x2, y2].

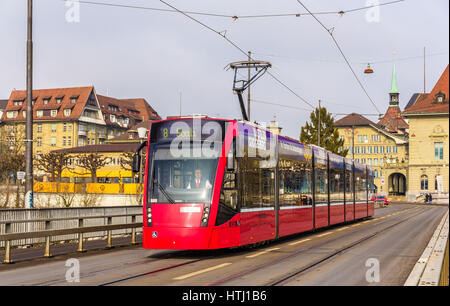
[[187, 168, 212, 190]]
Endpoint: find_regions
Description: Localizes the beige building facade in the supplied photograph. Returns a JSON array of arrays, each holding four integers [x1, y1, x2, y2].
[[403, 65, 449, 202]]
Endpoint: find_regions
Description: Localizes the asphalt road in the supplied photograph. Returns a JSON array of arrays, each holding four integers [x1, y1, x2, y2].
[[0, 203, 447, 286]]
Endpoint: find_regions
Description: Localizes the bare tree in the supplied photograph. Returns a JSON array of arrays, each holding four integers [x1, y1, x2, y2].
[[73, 152, 109, 183], [35, 152, 71, 182], [120, 152, 134, 171], [0, 125, 26, 207]]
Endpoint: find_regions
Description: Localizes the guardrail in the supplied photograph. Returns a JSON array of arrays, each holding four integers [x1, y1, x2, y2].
[[0, 206, 143, 264], [404, 210, 449, 286]]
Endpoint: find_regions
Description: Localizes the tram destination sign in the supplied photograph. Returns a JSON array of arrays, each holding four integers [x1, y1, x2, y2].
[[150, 119, 226, 143]]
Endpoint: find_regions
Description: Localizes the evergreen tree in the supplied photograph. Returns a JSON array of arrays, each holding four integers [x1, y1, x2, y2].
[[300, 106, 348, 157]]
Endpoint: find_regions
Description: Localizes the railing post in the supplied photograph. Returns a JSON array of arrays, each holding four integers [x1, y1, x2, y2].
[[131, 215, 137, 245], [3, 241, 13, 264], [44, 220, 52, 258], [105, 217, 113, 249], [3, 223, 13, 264], [77, 218, 85, 252]]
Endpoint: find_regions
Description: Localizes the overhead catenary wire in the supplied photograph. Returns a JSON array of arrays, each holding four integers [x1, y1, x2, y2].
[[295, 0, 383, 115], [158, 0, 316, 110], [252, 50, 449, 66], [57, 0, 405, 20], [251, 98, 380, 116]]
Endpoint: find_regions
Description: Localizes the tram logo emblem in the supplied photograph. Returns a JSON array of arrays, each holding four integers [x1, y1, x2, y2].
[[152, 231, 158, 238], [304, 146, 312, 161]]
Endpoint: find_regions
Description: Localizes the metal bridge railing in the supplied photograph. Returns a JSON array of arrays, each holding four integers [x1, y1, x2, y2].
[[0, 206, 143, 264]]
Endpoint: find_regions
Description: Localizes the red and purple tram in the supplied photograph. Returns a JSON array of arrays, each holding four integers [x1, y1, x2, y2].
[[138, 117, 375, 250]]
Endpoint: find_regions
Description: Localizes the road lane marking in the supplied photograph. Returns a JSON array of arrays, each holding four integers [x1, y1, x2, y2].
[[317, 232, 333, 237], [289, 238, 311, 246], [336, 227, 349, 231], [246, 247, 280, 258], [173, 263, 232, 280]]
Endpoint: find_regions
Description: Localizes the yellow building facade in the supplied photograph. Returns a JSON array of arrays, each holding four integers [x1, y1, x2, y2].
[[403, 65, 449, 202], [336, 116, 409, 197]]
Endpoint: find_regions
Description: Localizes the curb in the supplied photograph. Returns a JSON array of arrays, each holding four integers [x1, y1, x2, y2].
[[404, 210, 449, 286]]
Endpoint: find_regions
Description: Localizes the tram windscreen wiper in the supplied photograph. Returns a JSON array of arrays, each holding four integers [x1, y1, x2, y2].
[[153, 179, 176, 204]]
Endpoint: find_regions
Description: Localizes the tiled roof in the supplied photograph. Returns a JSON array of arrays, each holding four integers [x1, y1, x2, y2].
[[405, 93, 428, 110], [97, 95, 142, 129], [120, 98, 161, 121], [377, 106, 409, 133], [1, 86, 95, 122], [106, 120, 154, 143], [403, 65, 449, 115], [52, 143, 140, 154], [0, 99, 8, 109], [335, 113, 377, 127]]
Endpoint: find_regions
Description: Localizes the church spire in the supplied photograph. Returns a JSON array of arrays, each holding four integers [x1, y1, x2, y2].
[[389, 64, 399, 106]]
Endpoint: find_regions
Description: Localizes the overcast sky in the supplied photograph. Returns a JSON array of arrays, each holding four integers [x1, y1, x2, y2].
[[0, 0, 448, 138]]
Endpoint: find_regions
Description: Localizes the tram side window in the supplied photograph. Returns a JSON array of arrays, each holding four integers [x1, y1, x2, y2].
[[315, 165, 328, 204], [355, 171, 366, 202], [279, 157, 312, 206], [240, 155, 275, 209], [329, 167, 345, 203]]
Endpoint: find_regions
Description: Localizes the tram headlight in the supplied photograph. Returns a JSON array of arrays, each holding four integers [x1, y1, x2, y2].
[[147, 206, 152, 226], [200, 204, 211, 227]]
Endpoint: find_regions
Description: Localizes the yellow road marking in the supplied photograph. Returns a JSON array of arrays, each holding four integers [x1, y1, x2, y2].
[[289, 238, 311, 246], [173, 263, 232, 280], [246, 247, 280, 258], [336, 227, 349, 231], [317, 232, 333, 237]]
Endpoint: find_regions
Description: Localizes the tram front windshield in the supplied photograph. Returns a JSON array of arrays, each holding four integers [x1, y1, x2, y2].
[[148, 142, 221, 204]]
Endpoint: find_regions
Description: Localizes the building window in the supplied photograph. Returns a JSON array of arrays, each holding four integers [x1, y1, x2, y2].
[[380, 146, 385, 154], [62, 136, 66, 146], [386, 146, 391, 153], [355, 146, 360, 154], [56, 98, 62, 104], [37, 110, 43, 117], [380, 158, 384, 165], [393, 146, 398, 154], [37, 124, 42, 133], [51, 109, 57, 117], [36, 137, 42, 147], [64, 109, 72, 117], [377, 135, 381, 142], [421, 175, 428, 190], [435, 142, 444, 160], [361, 147, 366, 154], [51, 137, 56, 147], [361, 158, 366, 164], [43, 98, 50, 105], [70, 97, 78, 103], [6, 111, 18, 118], [368, 146, 372, 154], [374, 146, 378, 154], [373, 158, 378, 166], [63, 123, 67, 132], [68, 124, 72, 132], [68, 136, 72, 146], [51, 123, 57, 133], [368, 158, 372, 165]]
